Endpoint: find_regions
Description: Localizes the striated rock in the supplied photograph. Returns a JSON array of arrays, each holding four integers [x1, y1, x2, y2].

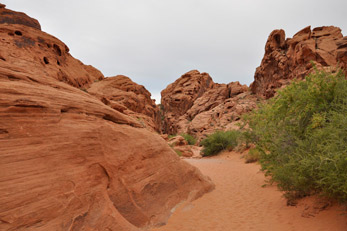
[[0, 6, 214, 231], [251, 26, 346, 98], [161, 70, 256, 141], [87, 75, 161, 132]]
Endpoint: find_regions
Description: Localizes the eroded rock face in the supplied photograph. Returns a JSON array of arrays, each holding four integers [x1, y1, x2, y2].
[[0, 6, 214, 231], [161, 70, 214, 134], [88, 75, 161, 132], [251, 26, 346, 98], [0, 4, 41, 30], [0, 6, 104, 89], [161, 70, 256, 141]]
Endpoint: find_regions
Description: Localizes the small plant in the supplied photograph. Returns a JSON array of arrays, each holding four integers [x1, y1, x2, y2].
[[180, 133, 196, 145], [175, 149, 182, 156], [168, 134, 177, 139], [244, 147, 260, 163], [200, 130, 241, 156]]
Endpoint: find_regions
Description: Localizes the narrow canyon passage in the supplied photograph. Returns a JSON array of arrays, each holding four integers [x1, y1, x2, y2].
[[151, 152, 347, 231]]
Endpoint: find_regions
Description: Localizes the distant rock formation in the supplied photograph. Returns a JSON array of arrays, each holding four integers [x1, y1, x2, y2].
[[251, 26, 347, 98], [0, 6, 214, 231], [88, 75, 161, 132], [161, 70, 257, 140]]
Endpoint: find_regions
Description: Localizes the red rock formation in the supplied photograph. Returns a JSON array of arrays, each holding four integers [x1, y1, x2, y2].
[[0, 5, 104, 89], [88, 75, 161, 132], [161, 70, 256, 141], [0, 6, 214, 231], [251, 26, 346, 98], [161, 70, 214, 134], [0, 4, 41, 30]]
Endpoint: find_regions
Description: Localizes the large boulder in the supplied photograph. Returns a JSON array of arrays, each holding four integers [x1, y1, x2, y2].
[[0, 6, 214, 231], [251, 26, 346, 99]]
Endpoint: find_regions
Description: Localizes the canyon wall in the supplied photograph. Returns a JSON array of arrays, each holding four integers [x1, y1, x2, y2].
[[0, 5, 214, 231]]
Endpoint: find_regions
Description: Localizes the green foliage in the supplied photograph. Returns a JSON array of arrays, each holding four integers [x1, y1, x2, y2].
[[201, 130, 241, 156], [244, 147, 261, 163], [168, 134, 177, 139], [180, 133, 197, 145], [175, 149, 182, 156], [245, 68, 347, 202]]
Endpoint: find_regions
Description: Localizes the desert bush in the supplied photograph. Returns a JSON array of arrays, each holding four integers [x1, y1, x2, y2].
[[168, 134, 177, 139], [175, 149, 182, 156], [180, 133, 196, 145], [201, 130, 241, 156], [244, 147, 261, 163], [245, 68, 347, 202]]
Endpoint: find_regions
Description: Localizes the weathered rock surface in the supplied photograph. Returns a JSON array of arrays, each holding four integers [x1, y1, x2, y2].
[[0, 5, 104, 89], [0, 4, 41, 30], [88, 75, 161, 132], [161, 70, 257, 141], [251, 26, 347, 98], [0, 6, 214, 231], [168, 136, 194, 157], [161, 70, 214, 134]]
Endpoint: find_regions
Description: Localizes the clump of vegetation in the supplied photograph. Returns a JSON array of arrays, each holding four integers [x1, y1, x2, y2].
[[175, 149, 182, 156], [168, 134, 177, 139], [245, 68, 347, 202], [180, 133, 196, 145], [243, 147, 261, 163], [201, 130, 241, 156]]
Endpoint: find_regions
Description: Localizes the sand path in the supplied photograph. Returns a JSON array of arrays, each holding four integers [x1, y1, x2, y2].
[[151, 152, 346, 231]]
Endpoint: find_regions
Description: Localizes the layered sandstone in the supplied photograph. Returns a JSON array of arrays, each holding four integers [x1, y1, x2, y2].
[[251, 26, 347, 98], [161, 70, 256, 141], [88, 75, 161, 132], [0, 6, 214, 231]]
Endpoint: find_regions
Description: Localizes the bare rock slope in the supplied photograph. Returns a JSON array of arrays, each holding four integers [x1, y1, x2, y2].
[[88, 75, 161, 132], [0, 6, 214, 231], [251, 26, 347, 98]]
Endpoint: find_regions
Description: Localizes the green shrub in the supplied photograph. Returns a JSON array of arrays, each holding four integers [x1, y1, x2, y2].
[[201, 130, 241, 156], [180, 133, 196, 145], [245, 68, 347, 202], [244, 147, 261, 163], [168, 134, 177, 139], [175, 149, 182, 156]]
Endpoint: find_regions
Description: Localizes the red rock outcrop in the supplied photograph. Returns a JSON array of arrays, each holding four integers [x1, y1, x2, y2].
[[0, 6, 214, 231], [0, 4, 104, 90], [161, 70, 256, 141], [251, 26, 347, 98], [161, 70, 214, 134], [87, 75, 161, 132], [0, 3, 41, 30]]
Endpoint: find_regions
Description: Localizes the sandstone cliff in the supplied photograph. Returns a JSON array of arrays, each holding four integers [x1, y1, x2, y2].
[[251, 26, 347, 98], [161, 70, 257, 140], [0, 6, 214, 231]]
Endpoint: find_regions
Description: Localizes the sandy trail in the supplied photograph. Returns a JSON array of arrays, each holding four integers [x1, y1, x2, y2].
[[151, 152, 347, 231]]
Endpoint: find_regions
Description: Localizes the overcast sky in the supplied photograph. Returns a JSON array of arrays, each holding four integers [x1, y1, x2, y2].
[[2, 0, 346, 102]]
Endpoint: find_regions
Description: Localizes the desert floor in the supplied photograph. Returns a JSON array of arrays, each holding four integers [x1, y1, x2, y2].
[[151, 151, 347, 231]]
